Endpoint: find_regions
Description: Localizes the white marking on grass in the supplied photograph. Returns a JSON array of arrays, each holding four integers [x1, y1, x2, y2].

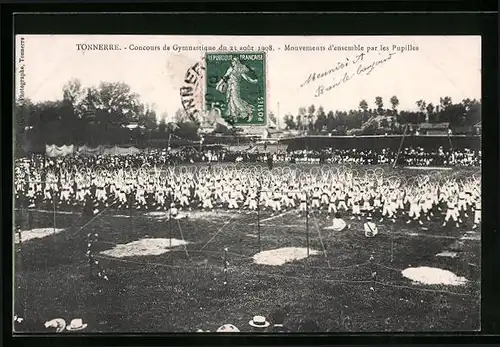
[[15, 208, 74, 215], [460, 233, 480, 241], [187, 210, 237, 219], [436, 251, 458, 258], [401, 266, 468, 286], [311, 214, 331, 268], [403, 166, 453, 171], [100, 238, 190, 258], [144, 211, 191, 220], [324, 225, 345, 230], [250, 210, 294, 225], [259, 224, 300, 228], [144, 211, 169, 218], [389, 231, 457, 240], [15, 228, 65, 243], [253, 247, 319, 266], [16, 208, 132, 218]]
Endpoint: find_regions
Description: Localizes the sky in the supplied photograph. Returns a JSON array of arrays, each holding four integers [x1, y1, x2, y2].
[[15, 35, 481, 125]]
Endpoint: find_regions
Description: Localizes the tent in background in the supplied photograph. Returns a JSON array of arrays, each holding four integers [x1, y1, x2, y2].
[[45, 144, 75, 157]]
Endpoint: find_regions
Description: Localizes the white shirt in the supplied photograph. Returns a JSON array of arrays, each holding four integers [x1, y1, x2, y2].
[[364, 222, 378, 237]]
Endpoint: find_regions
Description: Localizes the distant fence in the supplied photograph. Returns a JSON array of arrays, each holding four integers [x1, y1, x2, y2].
[[17, 135, 481, 157], [43, 144, 142, 157], [280, 135, 481, 151]]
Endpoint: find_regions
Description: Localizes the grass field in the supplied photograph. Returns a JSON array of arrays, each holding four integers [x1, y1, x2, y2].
[[13, 164, 481, 333]]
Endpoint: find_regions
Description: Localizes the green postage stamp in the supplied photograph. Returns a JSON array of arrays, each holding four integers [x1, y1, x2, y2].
[[205, 52, 266, 126]]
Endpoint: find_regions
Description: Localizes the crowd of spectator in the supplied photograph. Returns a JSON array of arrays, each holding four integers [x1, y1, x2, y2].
[[17, 145, 480, 170], [198, 147, 480, 167]]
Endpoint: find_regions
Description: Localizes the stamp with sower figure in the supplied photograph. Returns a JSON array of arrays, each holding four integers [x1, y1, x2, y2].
[[205, 52, 266, 126]]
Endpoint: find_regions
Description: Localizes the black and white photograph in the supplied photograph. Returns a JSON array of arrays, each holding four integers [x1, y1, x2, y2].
[[13, 35, 481, 333]]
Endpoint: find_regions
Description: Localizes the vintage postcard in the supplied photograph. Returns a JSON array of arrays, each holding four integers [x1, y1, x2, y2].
[[14, 35, 481, 333]]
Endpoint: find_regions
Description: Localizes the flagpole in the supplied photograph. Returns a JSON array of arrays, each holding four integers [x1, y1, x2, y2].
[[447, 128, 455, 166], [129, 192, 134, 235], [53, 194, 56, 234], [306, 191, 310, 258], [391, 228, 394, 263], [169, 192, 172, 248], [16, 224, 26, 320], [393, 123, 408, 168], [277, 102, 280, 130], [257, 176, 261, 252], [223, 247, 228, 289]]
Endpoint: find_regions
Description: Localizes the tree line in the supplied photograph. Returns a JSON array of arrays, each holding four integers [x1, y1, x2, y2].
[[15, 79, 481, 152], [282, 95, 481, 135], [15, 78, 200, 149]]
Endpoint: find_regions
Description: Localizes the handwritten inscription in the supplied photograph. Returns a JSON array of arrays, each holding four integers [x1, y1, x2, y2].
[[301, 53, 364, 88], [314, 72, 354, 97], [356, 52, 396, 76], [305, 52, 397, 98]]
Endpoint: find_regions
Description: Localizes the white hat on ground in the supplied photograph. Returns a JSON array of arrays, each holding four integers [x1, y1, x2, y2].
[[66, 318, 87, 331], [249, 315, 270, 328], [216, 324, 240, 332], [44, 318, 66, 332], [331, 218, 347, 231]]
